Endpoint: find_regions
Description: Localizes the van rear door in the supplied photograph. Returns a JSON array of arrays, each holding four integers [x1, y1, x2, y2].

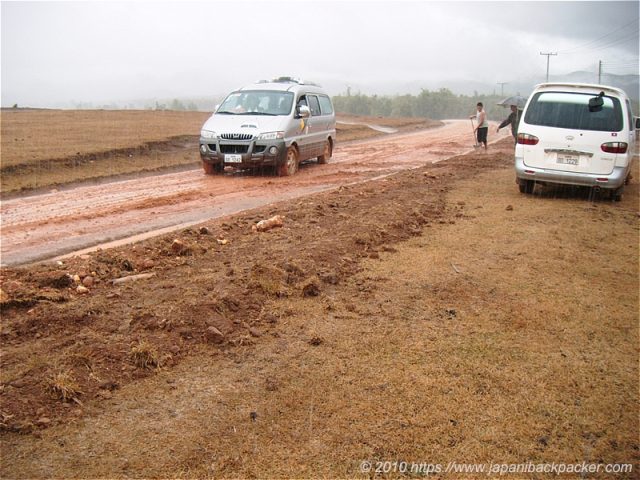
[[520, 91, 624, 175]]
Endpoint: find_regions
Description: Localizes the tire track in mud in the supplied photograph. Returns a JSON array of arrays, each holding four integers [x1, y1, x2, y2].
[[1, 120, 508, 266]]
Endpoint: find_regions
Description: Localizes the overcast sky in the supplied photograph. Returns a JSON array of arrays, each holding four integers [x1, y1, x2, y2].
[[1, 1, 638, 107]]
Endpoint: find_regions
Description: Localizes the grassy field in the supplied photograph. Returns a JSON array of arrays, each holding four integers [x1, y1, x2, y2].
[[0, 109, 209, 167], [0, 109, 436, 194], [0, 109, 210, 194]]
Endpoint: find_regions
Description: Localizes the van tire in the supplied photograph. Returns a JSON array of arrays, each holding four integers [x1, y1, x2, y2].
[[278, 146, 299, 176], [202, 161, 223, 175], [518, 180, 535, 194], [318, 140, 332, 164], [611, 187, 624, 202]]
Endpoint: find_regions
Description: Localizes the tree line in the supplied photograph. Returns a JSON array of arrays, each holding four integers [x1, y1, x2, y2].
[[332, 88, 508, 120]]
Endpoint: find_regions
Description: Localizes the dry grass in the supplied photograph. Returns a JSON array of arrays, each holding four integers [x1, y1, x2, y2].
[[49, 371, 83, 404], [335, 122, 386, 142], [337, 115, 440, 142], [250, 264, 290, 297], [0, 109, 209, 168], [0, 110, 427, 170], [0, 109, 210, 193], [130, 341, 162, 369], [0, 143, 636, 478], [163, 165, 636, 478], [0, 109, 438, 194], [0, 350, 50, 386], [1, 149, 204, 194], [337, 114, 440, 129], [172, 161, 636, 477]]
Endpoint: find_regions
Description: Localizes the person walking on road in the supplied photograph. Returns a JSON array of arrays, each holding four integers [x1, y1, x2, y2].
[[497, 104, 522, 144], [470, 102, 488, 150]]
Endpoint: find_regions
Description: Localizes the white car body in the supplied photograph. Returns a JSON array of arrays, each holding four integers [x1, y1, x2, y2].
[[515, 82, 638, 200]]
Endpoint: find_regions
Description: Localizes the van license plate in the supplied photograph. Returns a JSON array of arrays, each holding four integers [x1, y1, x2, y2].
[[225, 154, 242, 163], [557, 154, 579, 165]]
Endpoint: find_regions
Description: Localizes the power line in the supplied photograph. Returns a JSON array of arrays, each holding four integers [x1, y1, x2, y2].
[[601, 60, 640, 65], [558, 18, 639, 54], [600, 63, 639, 69], [580, 30, 640, 54], [599, 58, 640, 79]]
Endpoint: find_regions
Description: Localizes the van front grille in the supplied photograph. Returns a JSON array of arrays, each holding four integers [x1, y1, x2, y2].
[[220, 133, 253, 141], [220, 144, 249, 154]]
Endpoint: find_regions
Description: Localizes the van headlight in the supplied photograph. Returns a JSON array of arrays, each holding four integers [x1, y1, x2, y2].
[[258, 131, 284, 140], [201, 130, 217, 139]]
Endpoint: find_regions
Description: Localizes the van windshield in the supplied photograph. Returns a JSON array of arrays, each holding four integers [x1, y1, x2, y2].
[[217, 90, 294, 116], [524, 91, 623, 132]]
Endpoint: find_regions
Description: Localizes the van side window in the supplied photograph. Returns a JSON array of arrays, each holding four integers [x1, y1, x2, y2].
[[318, 95, 334, 115], [308, 95, 321, 116]]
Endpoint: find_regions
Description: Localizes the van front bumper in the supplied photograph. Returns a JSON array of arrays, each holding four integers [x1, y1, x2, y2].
[[199, 139, 287, 169], [515, 157, 628, 189]]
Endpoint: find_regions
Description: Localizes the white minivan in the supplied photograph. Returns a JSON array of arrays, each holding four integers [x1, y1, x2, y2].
[[199, 77, 336, 176], [515, 82, 639, 200]]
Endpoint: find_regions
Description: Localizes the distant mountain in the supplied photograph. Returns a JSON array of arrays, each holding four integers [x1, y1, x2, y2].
[[550, 71, 639, 100], [322, 71, 638, 105], [441, 72, 638, 103]]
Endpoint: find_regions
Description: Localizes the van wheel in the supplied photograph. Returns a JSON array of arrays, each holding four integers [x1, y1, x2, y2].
[[611, 186, 624, 202], [278, 147, 299, 176], [202, 161, 223, 175], [318, 140, 332, 164], [518, 180, 535, 194]]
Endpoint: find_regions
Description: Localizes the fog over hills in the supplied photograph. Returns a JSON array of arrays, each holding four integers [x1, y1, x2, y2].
[[44, 71, 637, 113]]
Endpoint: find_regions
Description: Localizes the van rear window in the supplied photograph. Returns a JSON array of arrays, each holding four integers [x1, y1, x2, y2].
[[524, 91, 623, 132]]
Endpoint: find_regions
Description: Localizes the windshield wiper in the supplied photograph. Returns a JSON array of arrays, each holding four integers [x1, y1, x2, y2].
[[236, 112, 277, 116], [216, 110, 236, 115]]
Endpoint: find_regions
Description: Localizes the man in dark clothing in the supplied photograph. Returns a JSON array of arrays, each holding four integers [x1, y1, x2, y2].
[[497, 105, 522, 143]]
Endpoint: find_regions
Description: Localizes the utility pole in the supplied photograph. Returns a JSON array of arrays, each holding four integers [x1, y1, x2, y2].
[[497, 82, 508, 96], [540, 52, 558, 82], [598, 60, 603, 84]]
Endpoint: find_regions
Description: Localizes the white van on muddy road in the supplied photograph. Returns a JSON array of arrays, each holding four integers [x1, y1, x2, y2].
[[515, 82, 639, 201], [199, 77, 336, 177]]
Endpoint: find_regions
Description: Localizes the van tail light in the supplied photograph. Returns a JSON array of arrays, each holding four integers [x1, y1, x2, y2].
[[517, 133, 539, 145], [601, 142, 628, 154]]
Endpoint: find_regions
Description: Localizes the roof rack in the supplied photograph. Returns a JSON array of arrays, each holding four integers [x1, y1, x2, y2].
[[270, 76, 321, 87]]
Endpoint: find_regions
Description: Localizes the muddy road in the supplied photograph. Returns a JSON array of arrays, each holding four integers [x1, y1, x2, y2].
[[1, 120, 505, 266]]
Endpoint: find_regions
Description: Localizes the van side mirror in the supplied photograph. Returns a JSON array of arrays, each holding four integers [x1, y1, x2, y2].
[[296, 105, 311, 119], [635, 116, 640, 129], [588, 92, 604, 112], [214, 104, 220, 112]]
